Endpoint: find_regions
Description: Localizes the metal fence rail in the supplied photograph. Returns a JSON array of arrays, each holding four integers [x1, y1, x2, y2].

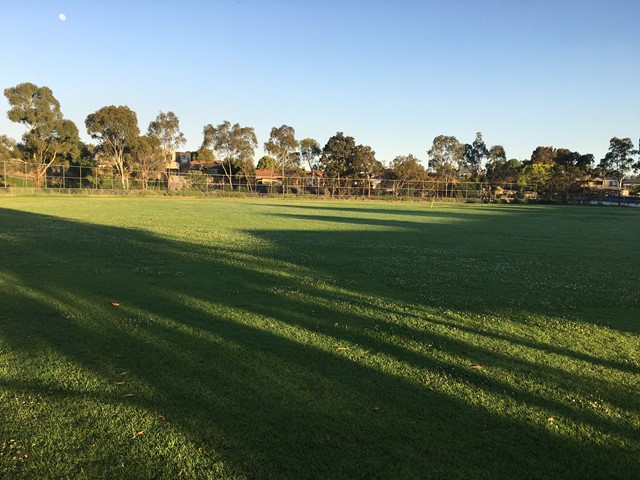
[[1, 160, 638, 205]]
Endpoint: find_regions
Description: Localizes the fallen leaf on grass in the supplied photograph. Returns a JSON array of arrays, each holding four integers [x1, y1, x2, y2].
[[131, 430, 144, 439], [336, 347, 350, 351], [115, 381, 125, 385], [178, 469, 185, 477], [372, 406, 381, 412], [122, 393, 135, 398], [118, 371, 128, 376], [470, 365, 483, 369], [111, 302, 121, 307]]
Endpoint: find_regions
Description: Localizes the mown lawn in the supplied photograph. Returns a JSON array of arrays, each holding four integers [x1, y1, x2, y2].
[[0, 197, 638, 479]]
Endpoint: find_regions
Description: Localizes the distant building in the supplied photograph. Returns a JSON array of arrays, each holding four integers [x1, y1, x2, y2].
[[255, 169, 282, 184], [582, 177, 630, 196], [175, 152, 191, 172]]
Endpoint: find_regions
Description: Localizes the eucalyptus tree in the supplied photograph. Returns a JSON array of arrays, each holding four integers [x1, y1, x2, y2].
[[488, 145, 507, 163], [131, 134, 163, 190], [320, 133, 380, 195], [201, 121, 257, 184], [486, 158, 522, 184], [351, 144, 381, 196], [427, 135, 464, 183], [485, 146, 516, 183], [264, 125, 299, 182], [548, 149, 593, 202], [321, 132, 356, 180], [85, 105, 140, 189], [4, 82, 79, 189], [147, 111, 186, 164], [529, 146, 557, 165], [300, 138, 322, 171], [389, 154, 426, 194], [599, 137, 636, 201], [461, 132, 489, 178]]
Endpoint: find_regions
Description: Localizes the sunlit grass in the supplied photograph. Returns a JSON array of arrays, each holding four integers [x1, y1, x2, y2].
[[0, 197, 638, 479]]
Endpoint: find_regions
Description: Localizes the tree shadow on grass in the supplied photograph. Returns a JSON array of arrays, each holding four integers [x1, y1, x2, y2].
[[261, 202, 640, 334], [0, 206, 638, 479]]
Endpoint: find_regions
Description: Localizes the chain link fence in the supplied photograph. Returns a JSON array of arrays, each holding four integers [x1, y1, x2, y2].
[[1, 160, 638, 205]]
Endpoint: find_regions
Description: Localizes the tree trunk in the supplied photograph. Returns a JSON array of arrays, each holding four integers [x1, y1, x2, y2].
[[33, 169, 41, 190]]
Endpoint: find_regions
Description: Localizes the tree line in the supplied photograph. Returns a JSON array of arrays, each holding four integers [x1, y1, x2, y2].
[[2, 82, 639, 198]]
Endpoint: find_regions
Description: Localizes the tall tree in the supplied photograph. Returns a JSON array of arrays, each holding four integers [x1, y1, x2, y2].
[[352, 145, 380, 178], [461, 132, 489, 178], [554, 149, 593, 171], [147, 111, 186, 165], [351, 144, 381, 197], [487, 145, 507, 164], [529, 146, 557, 165], [234, 155, 257, 189], [321, 132, 357, 180], [131, 134, 163, 190], [389, 154, 426, 194], [4, 82, 79, 189], [486, 158, 521, 184], [264, 125, 299, 182], [599, 137, 635, 201], [201, 121, 257, 184], [299, 138, 322, 172], [85, 105, 140, 189], [320, 133, 379, 195], [427, 135, 464, 181]]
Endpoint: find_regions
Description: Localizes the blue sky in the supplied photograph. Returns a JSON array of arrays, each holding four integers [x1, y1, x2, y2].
[[1, 0, 638, 164]]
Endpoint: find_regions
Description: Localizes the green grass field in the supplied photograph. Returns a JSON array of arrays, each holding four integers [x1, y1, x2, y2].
[[0, 197, 638, 479]]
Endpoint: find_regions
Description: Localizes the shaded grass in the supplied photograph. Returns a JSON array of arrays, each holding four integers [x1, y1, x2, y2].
[[0, 197, 638, 479]]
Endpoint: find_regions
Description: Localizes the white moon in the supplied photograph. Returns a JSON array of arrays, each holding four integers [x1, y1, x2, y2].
[[58, 13, 67, 21]]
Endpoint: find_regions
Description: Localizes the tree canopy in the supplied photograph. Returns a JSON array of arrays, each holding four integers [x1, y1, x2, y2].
[[388, 154, 426, 193], [599, 137, 636, 200], [147, 111, 186, 164], [321, 132, 356, 179], [202, 121, 257, 183], [0, 134, 17, 162], [85, 105, 140, 189], [461, 132, 489, 177], [4, 82, 79, 188], [300, 138, 322, 172], [3, 80, 639, 202], [427, 135, 464, 180], [256, 155, 278, 170], [264, 125, 299, 180], [131, 134, 163, 189]]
